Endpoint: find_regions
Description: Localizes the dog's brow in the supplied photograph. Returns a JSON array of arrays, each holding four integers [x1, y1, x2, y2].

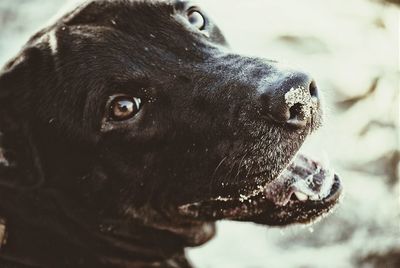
[[174, 0, 192, 11]]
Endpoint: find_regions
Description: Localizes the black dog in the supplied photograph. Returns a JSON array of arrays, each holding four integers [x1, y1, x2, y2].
[[0, 0, 342, 267]]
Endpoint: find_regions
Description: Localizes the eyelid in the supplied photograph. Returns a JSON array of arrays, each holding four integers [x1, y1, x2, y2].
[[187, 6, 206, 19], [133, 97, 142, 109]]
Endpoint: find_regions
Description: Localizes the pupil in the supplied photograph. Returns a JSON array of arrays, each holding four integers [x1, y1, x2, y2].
[[189, 15, 198, 24], [118, 101, 133, 113], [120, 104, 128, 112]]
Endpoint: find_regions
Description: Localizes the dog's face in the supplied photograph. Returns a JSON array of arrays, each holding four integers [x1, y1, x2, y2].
[[0, 0, 342, 245]]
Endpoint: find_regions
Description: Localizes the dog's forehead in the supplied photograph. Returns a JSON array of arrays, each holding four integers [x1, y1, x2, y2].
[[60, 0, 193, 20], [52, 0, 204, 36], [62, 0, 173, 23], [28, 0, 201, 55]]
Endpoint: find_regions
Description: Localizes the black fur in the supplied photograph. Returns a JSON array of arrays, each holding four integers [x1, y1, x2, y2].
[[0, 0, 339, 267]]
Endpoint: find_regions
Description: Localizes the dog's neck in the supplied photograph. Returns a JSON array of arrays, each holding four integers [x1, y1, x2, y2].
[[0, 200, 214, 268], [0, 132, 215, 267]]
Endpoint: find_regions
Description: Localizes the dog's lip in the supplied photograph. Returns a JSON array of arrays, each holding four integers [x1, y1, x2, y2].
[[264, 154, 339, 206], [280, 173, 342, 206], [177, 153, 342, 219]]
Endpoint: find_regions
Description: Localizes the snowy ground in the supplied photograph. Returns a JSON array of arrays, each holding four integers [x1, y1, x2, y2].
[[0, 0, 399, 267]]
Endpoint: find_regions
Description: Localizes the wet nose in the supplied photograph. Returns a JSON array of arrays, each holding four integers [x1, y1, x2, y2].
[[259, 72, 320, 128]]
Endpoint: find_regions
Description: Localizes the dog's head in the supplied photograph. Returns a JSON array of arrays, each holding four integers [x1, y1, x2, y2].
[[0, 0, 341, 250]]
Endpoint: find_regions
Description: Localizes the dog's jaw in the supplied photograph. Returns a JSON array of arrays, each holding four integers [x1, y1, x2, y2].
[[177, 153, 342, 226], [122, 204, 216, 246]]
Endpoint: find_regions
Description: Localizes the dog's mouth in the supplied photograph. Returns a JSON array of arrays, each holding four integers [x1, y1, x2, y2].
[[177, 153, 342, 226]]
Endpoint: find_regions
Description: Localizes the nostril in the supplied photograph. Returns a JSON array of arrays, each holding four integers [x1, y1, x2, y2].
[[289, 103, 302, 120], [309, 80, 318, 98], [287, 103, 307, 128]]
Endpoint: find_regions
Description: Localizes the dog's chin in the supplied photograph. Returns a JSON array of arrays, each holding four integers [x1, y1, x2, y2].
[[177, 153, 342, 226]]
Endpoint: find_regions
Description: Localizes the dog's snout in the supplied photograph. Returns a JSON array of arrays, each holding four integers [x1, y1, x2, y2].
[[259, 71, 320, 128]]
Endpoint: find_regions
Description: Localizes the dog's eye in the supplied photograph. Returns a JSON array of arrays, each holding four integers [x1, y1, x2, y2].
[[187, 10, 206, 30], [109, 96, 142, 121]]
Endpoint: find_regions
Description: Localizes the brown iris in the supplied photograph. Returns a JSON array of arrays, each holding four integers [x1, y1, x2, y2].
[[110, 96, 142, 121]]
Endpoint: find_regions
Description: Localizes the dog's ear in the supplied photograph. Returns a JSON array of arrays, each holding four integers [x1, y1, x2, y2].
[[0, 47, 46, 192]]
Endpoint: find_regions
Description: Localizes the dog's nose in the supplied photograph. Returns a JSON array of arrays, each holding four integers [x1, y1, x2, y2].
[[259, 71, 320, 128]]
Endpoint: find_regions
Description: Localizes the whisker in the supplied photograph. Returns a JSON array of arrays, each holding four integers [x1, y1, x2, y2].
[[207, 156, 228, 196], [233, 153, 248, 184]]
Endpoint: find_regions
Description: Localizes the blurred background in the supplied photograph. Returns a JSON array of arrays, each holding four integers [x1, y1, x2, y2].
[[0, 0, 398, 267]]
